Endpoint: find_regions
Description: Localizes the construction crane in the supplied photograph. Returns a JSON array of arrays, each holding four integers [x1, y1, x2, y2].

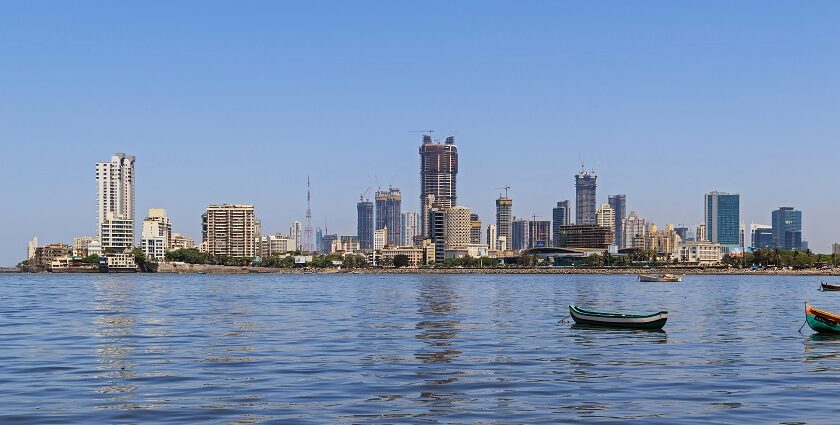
[[360, 187, 371, 202], [409, 130, 435, 137], [496, 186, 511, 198]]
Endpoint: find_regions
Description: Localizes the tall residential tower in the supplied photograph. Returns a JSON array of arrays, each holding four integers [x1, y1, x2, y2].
[[96, 153, 136, 241], [575, 168, 597, 225], [419, 135, 458, 237]]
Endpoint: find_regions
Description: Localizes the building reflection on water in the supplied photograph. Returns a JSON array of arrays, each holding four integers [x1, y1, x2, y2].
[[93, 276, 143, 409], [414, 276, 466, 412]]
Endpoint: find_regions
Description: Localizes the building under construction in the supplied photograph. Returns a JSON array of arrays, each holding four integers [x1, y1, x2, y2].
[[419, 135, 458, 238], [374, 186, 402, 247]]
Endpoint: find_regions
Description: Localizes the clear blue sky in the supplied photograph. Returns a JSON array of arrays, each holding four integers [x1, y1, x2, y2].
[[2, 1, 839, 265]]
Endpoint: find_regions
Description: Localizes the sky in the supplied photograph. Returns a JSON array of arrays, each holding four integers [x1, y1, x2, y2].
[[1, 1, 839, 265]]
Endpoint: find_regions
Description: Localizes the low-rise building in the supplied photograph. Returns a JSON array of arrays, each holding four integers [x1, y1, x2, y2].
[[331, 235, 360, 253], [73, 236, 97, 257], [105, 253, 138, 272], [32, 243, 73, 270], [445, 244, 489, 259], [170, 233, 196, 250], [381, 246, 426, 266], [258, 234, 296, 257], [679, 241, 723, 265]]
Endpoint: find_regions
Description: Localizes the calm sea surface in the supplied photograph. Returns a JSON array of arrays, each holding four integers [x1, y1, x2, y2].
[[1, 273, 839, 424]]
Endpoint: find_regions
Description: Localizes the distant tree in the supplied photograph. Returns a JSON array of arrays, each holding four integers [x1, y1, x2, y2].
[[82, 254, 101, 264], [393, 254, 410, 268]]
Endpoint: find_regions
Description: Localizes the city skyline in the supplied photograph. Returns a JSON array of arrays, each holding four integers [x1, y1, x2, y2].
[[3, 2, 840, 265]]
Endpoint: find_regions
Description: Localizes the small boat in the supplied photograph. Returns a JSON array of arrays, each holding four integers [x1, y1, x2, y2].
[[805, 302, 840, 333], [569, 305, 668, 330], [820, 282, 840, 291], [638, 274, 682, 282]]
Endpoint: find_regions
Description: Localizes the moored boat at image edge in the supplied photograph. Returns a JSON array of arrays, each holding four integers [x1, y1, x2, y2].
[[805, 302, 840, 333], [638, 274, 682, 282], [819, 282, 840, 291], [569, 305, 668, 330]]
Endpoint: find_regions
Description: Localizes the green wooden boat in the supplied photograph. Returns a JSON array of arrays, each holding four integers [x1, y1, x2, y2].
[[805, 302, 840, 333], [569, 305, 668, 330]]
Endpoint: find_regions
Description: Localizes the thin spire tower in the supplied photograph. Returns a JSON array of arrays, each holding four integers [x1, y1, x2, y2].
[[303, 176, 314, 252]]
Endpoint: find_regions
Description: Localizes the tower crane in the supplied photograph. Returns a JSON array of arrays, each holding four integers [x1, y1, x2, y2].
[[496, 186, 511, 198]]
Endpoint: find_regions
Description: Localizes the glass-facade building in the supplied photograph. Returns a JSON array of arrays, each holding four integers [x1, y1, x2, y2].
[[608, 195, 626, 248], [552, 200, 571, 247], [704, 192, 740, 247], [772, 207, 802, 250]]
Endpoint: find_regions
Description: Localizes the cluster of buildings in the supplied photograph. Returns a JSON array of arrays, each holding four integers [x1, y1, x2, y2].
[[24, 143, 815, 271]]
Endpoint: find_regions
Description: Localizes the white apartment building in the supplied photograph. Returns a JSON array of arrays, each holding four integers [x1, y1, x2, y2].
[[373, 227, 387, 251], [96, 153, 135, 240], [28, 236, 39, 260], [621, 211, 646, 249], [596, 204, 616, 232], [170, 233, 196, 250], [401, 212, 419, 246], [100, 212, 134, 252], [679, 241, 723, 265], [202, 204, 257, 258], [141, 208, 172, 260], [258, 234, 296, 257]]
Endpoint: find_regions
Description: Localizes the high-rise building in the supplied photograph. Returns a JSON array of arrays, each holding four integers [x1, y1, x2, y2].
[[202, 204, 257, 258], [428, 208, 446, 263], [374, 186, 402, 246], [705, 191, 740, 247], [140, 208, 171, 260], [608, 195, 626, 248], [469, 214, 482, 244], [772, 207, 802, 250], [496, 196, 513, 244], [575, 168, 597, 225], [419, 135, 458, 238], [511, 218, 530, 251], [315, 228, 323, 253], [596, 204, 616, 236], [751, 224, 773, 250], [528, 220, 551, 248], [303, 177, 314, 252], [357, 199, 374, 250], [400, 212, 419, 246], [552, 200, 571, 247], [487, 224, 498, 252], [290, 221, 302, 251], [96, 153, 136, 241], [444, 206, 471, 249], [621, 211, 646, 249]]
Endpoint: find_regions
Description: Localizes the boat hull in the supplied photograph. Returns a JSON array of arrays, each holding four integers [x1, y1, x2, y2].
[[569, 306, 668, 330], [638, 274, 682, 282], [806, 303, 840, 333], [820, 283, 840, 291]]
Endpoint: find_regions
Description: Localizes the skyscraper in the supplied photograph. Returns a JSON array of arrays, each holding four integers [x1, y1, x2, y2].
[[487, 224, 498, 252], [357, 199, 374, 250], [511, 218, 530, 250], [575, 168, 597, 225], [385, 187, 402, 246], [428, 208, 446, 264], [496, 196, 513, 245], [290, 220, 302, 251], [771, 207, 802, 250], [303, 177, 314, 252], [751, 224, 773, 250], [400, 212, 419, 246], [375, 186, 402, 246], [552, 200, 571, 247], [96, 153, 135, 240], [704, 191, 740, 247], [621, 211, 646, 249], [608, 195, 626, 248], [419, 135, 458, 238]]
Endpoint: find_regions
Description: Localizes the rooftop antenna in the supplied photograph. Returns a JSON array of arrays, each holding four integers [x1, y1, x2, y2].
[[303, 176, 313, 252]]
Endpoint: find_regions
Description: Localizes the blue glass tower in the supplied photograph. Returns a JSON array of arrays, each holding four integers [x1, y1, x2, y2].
[[771, 207, 802, 250], [704, 192, 740, 247]]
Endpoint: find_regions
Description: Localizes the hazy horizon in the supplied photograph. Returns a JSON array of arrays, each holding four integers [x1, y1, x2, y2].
[[2, 2, 839, 265]]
